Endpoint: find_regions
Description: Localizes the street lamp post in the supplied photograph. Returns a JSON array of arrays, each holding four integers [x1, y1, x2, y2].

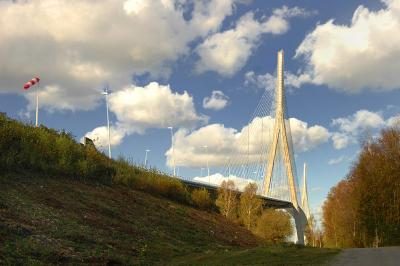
[[203, 145, 210, 184], [144, 149, 150, 168], [168, 127, 176, 176], [101, 86, 111, 159]]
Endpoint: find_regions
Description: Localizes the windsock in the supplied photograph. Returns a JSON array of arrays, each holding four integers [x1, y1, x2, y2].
[[23, 77, 40, 90]]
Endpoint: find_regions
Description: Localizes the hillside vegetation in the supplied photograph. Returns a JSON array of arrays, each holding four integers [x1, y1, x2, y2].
[[0, 113, 338, 264]]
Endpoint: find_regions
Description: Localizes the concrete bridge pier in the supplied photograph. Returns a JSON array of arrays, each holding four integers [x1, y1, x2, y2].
[[287, 207, 307, 245]]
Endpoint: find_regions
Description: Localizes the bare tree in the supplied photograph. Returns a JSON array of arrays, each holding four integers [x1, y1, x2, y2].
[[239, 183, 262, 230], [216, 180, 238, 221]]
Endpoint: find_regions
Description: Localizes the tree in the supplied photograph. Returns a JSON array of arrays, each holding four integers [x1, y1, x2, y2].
[[322, 125, 400, 248], [255, 209, 293, 243], [239, 183, 262, 230], [305, 214, 317, 246], [191, 188, 212, 210], [216, 180, 238, 221]]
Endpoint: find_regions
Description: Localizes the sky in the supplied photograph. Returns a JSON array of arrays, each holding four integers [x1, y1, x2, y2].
[[1, 0, 400, 222]]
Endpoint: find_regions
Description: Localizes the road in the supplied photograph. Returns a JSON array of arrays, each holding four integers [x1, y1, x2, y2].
[[330, 247, 400, 266]]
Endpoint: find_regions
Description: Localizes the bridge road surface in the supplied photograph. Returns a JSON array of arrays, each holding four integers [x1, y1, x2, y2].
[[330, 247, 400, 266]]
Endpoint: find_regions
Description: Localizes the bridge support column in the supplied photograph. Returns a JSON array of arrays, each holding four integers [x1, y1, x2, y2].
[[287, 208, 307, 245]]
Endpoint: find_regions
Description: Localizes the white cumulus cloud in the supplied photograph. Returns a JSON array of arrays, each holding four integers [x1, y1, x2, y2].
[[295, 0, 400, 92], [196, 6, 315, 76], [193, 173, 258, 191], [245, 71, 312, 92], [83, 126, 126, 149], [328, 155, 348, 165], [203, 90, 229, 110], [0, 0, 237, 111], [330, 109, 400, 149], [84, 82, 207, 149], [166, 116, 329, 167]]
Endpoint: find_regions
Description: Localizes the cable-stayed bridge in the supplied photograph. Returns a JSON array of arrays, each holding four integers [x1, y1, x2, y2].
[[179, 50, 310, 244]]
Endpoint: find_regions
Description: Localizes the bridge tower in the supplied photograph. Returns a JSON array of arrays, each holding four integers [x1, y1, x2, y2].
[[262, 50, 307, 244], [302, 163, 311, 221]]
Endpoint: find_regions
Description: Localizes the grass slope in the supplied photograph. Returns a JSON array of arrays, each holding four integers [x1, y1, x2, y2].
[[0, 175, 339, 265], [0, 175, 260, 265]]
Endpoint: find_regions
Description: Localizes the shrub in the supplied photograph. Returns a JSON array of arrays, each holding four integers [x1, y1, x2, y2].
[[191, 189, 213, 210], [112, 158, 189, 203], [255, 209, 293, 243]]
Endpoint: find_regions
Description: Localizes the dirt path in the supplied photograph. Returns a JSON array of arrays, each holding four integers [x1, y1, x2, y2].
[[330, 247, 400, 266]]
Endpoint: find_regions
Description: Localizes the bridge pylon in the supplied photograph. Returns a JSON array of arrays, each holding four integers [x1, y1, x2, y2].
[[262, 50, 307, 244], [302, 163, 311, 221]]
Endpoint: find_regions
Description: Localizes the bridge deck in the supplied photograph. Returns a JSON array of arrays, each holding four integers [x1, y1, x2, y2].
[[181, 179, 293, 209]]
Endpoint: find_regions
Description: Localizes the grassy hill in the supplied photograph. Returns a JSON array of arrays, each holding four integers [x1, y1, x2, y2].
[[0, 114, 339, 265], [0, 175, 338, 265], [0, 174, 261, 264]]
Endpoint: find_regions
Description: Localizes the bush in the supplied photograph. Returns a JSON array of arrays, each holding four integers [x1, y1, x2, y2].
[[191, 189, 213, 210], [254, 209, 293, 243], [112, 158, 189, 203]]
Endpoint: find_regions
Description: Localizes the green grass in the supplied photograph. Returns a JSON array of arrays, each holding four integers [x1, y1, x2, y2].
[[171, 244, 340, 265]]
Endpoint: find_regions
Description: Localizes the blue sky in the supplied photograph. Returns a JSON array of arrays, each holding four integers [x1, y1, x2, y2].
[[1, 0, 400, 221]]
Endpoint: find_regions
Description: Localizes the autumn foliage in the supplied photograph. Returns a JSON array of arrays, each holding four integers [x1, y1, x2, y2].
[[255, 209, 293, 243], [322, 126, 400, 247]]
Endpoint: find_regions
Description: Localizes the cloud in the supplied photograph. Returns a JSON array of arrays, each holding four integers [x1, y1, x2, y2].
[[193, 173, 258, 191], [330, 109, 400, 149], [295, 0, 400, 92], [331, 133, 354, 150], [196, 6, 315, 76], [0, 0, 237, 111], [109, 82, 208, 132], [387, 114, 400, 127], [166, 116, 329, 167], [203, 90, 229, 110], [332, 110, 385, 133], [83, 126, 126, 149], [331, 110, 384, 149], [310, 187, 323, 192], [84, 82, 207, 148], [328, 155, 348, 165], [244, 71, 312, 92]]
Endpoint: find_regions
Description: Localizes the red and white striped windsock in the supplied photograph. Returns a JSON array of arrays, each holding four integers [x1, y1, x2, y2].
[[23, 77, 40, 90]]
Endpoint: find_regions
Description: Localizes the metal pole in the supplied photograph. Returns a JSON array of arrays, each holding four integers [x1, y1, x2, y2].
[[35, 82, 39, 127], [102, 87, 111, 159], [106, 91, 111, 159], [144, 149, 150, 168], [203, 145, 210, 183], [168, 127, 176, 176]]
